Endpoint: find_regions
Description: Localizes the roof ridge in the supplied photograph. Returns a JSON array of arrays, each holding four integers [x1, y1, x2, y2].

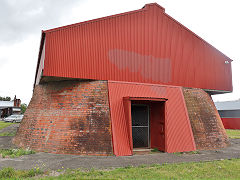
[[44, 4, 150, 33], [143, 3, 165, 11]]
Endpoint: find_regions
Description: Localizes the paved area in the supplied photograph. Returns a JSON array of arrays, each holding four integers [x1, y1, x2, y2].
[[0, 137, 17, 149], [0, 123, 19, 149], [0, 139, 239, 170], [0, 124, 239, 170]]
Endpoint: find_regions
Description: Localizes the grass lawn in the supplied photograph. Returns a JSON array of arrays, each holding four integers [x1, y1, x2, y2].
[[0, 167, 43, 179], [0, 121, 14, 131], [0, 159, 239, 179], [226, 129, 240, 139], [0, 148, 35, 158], [0, 131, 16, 136]]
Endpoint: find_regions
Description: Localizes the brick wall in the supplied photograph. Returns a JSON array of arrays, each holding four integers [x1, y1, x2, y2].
[[13, 80, 113, 155], [182, 88, 229, 150]]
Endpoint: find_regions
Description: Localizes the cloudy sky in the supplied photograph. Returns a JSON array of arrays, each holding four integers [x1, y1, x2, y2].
[[0, 0, 239, 104]]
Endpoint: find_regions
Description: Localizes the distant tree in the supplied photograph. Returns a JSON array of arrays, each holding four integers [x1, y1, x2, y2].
[[21, 103, 28, 114], [0, 96, 11, 101]]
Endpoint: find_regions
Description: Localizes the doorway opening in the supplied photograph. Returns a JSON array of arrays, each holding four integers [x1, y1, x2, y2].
[[130, 100, 166, 152], [131, 104, 150, 148]]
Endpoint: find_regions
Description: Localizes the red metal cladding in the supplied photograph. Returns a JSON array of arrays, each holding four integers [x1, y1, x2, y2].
[[165, 87, 196, 152], [37, 3, 232, 92], [221, 118, 240, 129], [108, 81, 196, 156]]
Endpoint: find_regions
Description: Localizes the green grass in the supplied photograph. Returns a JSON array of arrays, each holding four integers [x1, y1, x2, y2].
[[151, 148, 160, 152], [0, 121, 14, 130], [173, 151, 200, 155], [42, 159, 240, 179], [0, 148, 35, 158], [0, 131, 16, 136], [0, 159, 238, 179], [0, 167, 44, 179], [226, 129, 240, 139]]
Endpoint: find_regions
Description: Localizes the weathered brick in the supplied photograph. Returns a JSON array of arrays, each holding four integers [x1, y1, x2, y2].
[[13, 80, 113, 155], [182, 87, 229, 150]]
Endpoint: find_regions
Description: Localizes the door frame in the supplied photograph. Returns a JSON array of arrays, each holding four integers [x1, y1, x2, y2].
[[123, 96, 168, 153], [131, 103, 150, 148]]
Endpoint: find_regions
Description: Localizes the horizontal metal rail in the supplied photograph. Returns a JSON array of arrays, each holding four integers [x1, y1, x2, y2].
[[132, 126, 148, 128]]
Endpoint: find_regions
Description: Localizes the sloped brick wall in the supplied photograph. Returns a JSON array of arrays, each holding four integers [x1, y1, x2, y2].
[[182, 88, 229, 150], [13, 80, 113, 155]]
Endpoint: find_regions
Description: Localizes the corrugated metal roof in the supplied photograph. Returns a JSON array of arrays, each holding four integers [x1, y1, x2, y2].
[[35, 3, 232, 93], [215, 100, 240, 110], [0, 101, 14, 108]]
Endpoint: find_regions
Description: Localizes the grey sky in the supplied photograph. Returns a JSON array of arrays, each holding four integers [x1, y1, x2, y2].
[[0, 0, 82, 44], [0, 0, 239, 104]]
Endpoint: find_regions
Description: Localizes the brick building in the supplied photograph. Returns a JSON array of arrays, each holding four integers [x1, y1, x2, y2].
[[13, 3, 232, 156]]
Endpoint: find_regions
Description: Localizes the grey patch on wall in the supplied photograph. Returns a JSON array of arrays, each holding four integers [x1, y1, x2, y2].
[[108, 49, 171, 83]]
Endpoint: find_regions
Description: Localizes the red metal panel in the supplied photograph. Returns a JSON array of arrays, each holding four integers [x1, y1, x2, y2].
[[165, 87, 196, 152], [150, 101, 165, 151], [221, 118, 240, 130], [108, 81, 196, 156], [37, 3, 232, 92], [122, 97, 133, 151]]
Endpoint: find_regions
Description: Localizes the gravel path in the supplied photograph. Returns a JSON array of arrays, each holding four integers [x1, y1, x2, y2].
[[0, 123, 19, 149]]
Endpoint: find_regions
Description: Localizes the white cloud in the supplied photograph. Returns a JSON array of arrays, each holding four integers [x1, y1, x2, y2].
[[0, 0, 83, 44]]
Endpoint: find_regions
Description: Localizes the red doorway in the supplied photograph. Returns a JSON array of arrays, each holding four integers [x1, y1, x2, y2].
[[123, 97, 166, 153]]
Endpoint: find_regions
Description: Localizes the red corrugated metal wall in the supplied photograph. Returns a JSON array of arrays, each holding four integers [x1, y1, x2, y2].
[[40, 3, 232, 92], [221, 118, 240, 129], [108, 81, 196, 156]]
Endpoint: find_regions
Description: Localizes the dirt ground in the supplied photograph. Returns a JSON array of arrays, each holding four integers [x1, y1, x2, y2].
[[0, 124, 239, 170]]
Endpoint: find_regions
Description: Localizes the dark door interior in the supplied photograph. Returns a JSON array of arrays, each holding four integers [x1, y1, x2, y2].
[[131, 104, 149, 148]]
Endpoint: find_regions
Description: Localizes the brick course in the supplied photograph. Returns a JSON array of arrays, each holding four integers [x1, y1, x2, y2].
[[182, 88, 229, 150], [13, 80, 113, 155]]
